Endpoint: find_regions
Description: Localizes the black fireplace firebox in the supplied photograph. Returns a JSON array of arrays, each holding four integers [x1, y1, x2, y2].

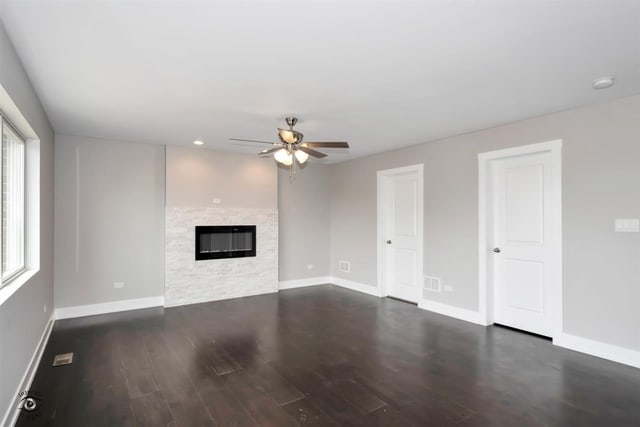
[[195, 225, 256, 260]]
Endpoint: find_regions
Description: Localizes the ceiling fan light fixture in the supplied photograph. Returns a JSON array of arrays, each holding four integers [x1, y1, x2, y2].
[[294, 149, 309, 164], [274, 148, 293, 166]]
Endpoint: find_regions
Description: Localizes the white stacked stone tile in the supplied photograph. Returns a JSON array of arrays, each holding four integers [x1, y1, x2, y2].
[[165, 207, 278, 307]]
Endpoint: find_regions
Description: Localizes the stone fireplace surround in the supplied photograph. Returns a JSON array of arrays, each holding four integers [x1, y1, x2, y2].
[[165, 206, 278, 307]]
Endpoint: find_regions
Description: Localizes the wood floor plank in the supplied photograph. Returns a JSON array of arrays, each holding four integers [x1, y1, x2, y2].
[[130, 391, 174, 427], [244, 363, 305, 406], [207, 345, 243, 376], [330, 379, 387, 415], [224, 371, 299, 427], [200, 386, 258, 427], [280, 397, 338, 425], [124, 367, 158, 399]]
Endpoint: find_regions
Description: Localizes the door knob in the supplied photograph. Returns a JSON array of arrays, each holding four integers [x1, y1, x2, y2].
[[386, 240, 392, 244], [493, 247, 501, 253]]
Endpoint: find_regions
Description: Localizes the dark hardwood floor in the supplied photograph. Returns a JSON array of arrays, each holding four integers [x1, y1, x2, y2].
[[17, 285, 640, 426]]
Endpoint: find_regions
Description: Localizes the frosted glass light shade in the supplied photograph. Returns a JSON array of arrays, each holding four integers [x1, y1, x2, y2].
[[294, 150, 309, 164], [274, 148, 293, 165]]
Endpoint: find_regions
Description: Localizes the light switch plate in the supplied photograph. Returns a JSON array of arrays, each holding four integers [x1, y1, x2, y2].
[[615, 218, 640, 233]]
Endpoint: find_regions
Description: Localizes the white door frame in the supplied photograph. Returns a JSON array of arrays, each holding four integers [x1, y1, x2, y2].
[[478, 140, 563, 338], [377, 164, 424, 299]]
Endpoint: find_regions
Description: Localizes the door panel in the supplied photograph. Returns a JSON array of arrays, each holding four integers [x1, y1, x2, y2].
[[505, 165, 544, 243], [492, 152, 553, 336], [503, 259, 544, 313], [393, 179, 417, 237], [393, 249, 417, 288]]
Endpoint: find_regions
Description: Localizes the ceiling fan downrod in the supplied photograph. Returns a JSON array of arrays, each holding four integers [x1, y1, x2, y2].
[[285, 116, 298, 129]]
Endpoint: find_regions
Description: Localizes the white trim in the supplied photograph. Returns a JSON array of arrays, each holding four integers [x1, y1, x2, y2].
[[554, 333, 640, 369], [377, 164, 424, 300], [2, 314, 54, 427], [0, 269, 36, 307], [278, 276, 332, 290], [331, 276, 383, 297], [478, 140, 563, 337], [418, 299, 486, 325], [55, 296, 164, 320]]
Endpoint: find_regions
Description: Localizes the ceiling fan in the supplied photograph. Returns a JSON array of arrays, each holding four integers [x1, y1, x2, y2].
[[229, 117, 349, 174]]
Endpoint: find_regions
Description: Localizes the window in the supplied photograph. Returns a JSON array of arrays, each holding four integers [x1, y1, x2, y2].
[[0, 116, 25, 284]]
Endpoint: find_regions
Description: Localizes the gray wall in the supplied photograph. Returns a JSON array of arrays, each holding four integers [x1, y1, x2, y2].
[[166, 145, 277, 209], [54, 135, 165, 308], [278, 165, 331, 281], [0, 21, 55, 421], [329, 94, 640, 352]]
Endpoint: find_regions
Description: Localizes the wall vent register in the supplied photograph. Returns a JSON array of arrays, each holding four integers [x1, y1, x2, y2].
[[195, 225, 256, 260]]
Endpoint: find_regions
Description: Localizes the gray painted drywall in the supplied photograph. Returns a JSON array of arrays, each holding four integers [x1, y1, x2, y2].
[[166, 145, 277, 209], [329, 94, 640, 352], [0, 21, 55, 422], [278, 165, 331, 281], [54, 135, 165, 308]]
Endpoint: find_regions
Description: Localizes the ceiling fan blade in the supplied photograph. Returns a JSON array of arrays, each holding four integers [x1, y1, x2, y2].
[[302, 141, 349, 148], [258, 147, 281, 156], [298, 146, 327, 158], [229, 138, 276, 145]]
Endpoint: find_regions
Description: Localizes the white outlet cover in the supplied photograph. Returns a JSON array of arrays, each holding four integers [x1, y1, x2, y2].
[[338, 261, 351, 273], [307, 264, 313, 270], [114, 282, 125, 288], [212, 198, 221, 204], [444, 285, 454, 292], [615, 218, 639, 232]]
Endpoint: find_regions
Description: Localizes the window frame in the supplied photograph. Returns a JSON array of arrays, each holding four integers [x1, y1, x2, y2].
[[0, 114, 27, 287]]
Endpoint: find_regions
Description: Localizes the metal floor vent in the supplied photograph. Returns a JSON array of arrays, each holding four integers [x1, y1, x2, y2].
[[52, 353, 74, 367]]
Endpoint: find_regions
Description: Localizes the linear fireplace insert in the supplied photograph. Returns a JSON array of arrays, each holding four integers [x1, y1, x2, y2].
[[195, 225, 256, 260]]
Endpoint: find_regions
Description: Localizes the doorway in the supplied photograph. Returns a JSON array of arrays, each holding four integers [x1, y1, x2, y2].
[[377, 164, 424, 303], [478, 140, 562, 338]]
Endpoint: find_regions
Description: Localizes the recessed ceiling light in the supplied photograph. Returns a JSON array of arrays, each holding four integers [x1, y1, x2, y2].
[[592, 77, 615, 90], [193, 139, 205, 146]]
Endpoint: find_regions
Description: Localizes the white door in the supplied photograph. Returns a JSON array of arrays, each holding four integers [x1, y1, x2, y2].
[[380, 167, 423, 303], [491, 152, 554, 336]]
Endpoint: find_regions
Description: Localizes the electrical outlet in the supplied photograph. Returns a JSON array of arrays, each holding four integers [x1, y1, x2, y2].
[[212, 198, 221, 204], [338, 260, 351, 273], [114, 282, 125, 289], [307, 264, 314, 270], [615, 218, 639, 232], [44, 304, 47, 313], [444, 284, 454, 292]]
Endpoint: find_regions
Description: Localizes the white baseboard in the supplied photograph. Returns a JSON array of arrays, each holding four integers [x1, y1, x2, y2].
[[330, 276, 383, 297], [278, 276, 332, 290], [55, 296, 164, 320], [554, 332, 640, 369], [418, 299, 485, 325], [2, 314, 54, 427]]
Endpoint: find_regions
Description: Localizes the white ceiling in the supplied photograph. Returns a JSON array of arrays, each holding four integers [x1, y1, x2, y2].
[[1, 0, 639, 162]]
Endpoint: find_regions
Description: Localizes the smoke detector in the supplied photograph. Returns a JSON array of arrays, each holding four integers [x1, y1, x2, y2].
[[592, 77, 615, 90]]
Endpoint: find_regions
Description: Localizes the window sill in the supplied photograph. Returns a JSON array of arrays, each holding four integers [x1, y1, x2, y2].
[[0, 269, 38, 307]]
